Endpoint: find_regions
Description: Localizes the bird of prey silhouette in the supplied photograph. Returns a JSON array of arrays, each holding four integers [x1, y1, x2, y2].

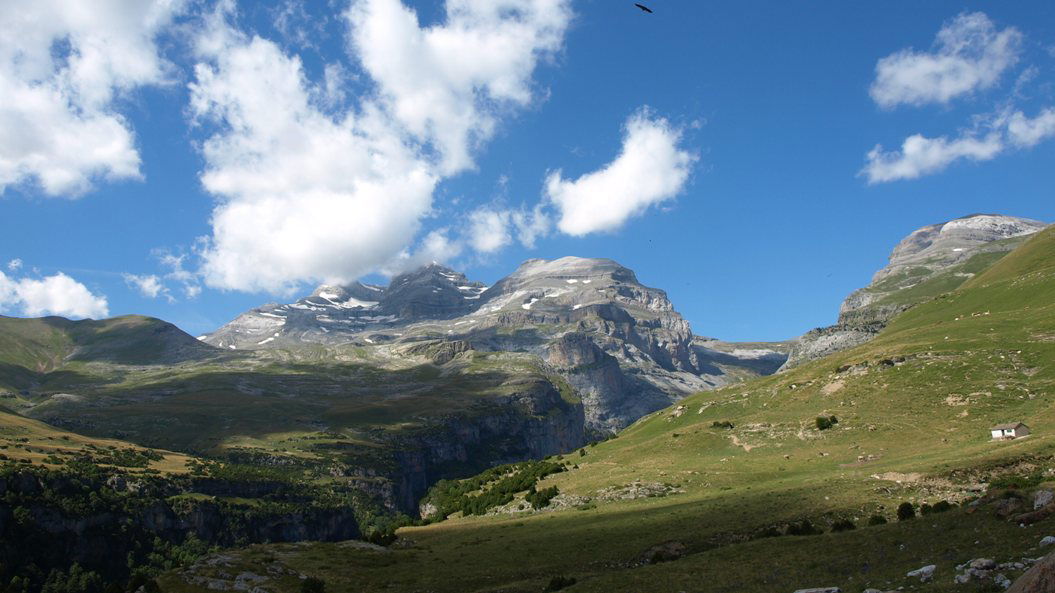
[[634, 3, 653, 13]]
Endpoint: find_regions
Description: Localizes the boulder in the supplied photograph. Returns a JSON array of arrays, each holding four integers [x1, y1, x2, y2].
[[1012, 501, 1055, 526], [1034, 490, 1054, 510], [971, 558, 997, 570], [1040, 536, 1055, 547], [906, 565, 935, 581], [994, 497, 1024, 519], [1008, 553, 1055, 593]]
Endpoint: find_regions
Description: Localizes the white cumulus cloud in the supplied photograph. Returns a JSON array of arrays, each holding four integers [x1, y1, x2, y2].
[[347, 0, 572, 174], [190, 0, 571, 294], [863, 105, 1055, 183], [123, 273, 169, 301], [6, 259, 22, 272], [467, 209, 513, 253], [545, 111, 695, 236], [1006, 108, 1055, 148], [862, 132, 1004, 183], [870, 12, 1021, 109], [466, 205, 550, 253], [0, 271, 109, 318], [0, 0, 184, 197]]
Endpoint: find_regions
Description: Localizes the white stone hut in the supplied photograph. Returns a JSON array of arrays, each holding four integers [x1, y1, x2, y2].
[[991, 422, 1030, 440]]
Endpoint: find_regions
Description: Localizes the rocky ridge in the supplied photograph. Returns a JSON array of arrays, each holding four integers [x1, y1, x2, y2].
[[204, 257, 786, 432], [780, 214, 1047, 370]]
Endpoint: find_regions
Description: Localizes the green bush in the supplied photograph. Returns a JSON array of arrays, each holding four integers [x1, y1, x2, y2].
[[921, 500, 953, 514], [526, 486, 560, 509], [867, 514, 887, 526], [830, 519, 855, 532], [785, 519, 822, 536], [711, 421, 734, 430], [420, 460, 566, 519], [990, 474, 1044, 490], [897, 502, 915, 521], [815, 416, 838, 431]]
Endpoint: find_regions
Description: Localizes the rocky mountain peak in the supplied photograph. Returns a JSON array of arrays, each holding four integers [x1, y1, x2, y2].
[[308, 282, 385, 308], [781, 213, 1047, 371], [883, 214, 1046, 278], [507, 256, 638, 283], [202, 254, 790, 432], [380, 263, 486, 320], [479, 256, 647, 310]]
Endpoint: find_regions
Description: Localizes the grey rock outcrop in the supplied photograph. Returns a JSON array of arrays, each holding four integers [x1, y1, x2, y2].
[[1008, 552, 1055, 593], [781, 214, 1047, 370]]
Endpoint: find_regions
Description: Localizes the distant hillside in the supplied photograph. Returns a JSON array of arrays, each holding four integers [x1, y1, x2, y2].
[[781, 213, 1047, 370], [0, 313, 586, 515]]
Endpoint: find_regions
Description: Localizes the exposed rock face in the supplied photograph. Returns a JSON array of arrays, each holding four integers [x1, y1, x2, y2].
[[781, 214, 1047, 370], [0, 468, 360, 586], [379, 376, 585, 511], [1008, 552, 1055, 593], [544, 332, 660, 431], [205, 256, 787, 432], [381, 264, 487, 319]]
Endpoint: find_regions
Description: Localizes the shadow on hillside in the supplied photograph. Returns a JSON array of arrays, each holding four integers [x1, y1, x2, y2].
[[23, 362, 551, 453]]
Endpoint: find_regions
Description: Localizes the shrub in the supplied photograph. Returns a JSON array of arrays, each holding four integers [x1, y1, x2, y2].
[[578, 449, 586, 457], [301, 577, 326, 593], [815, 416, 836, 431], [830, 519, 856, 532], [711, 420, 734, 430], [896, 502, 915, 521], [545, 576, 576, 591], [990, 474, 1044, 490], [526, 486, 559, 509], [923, 500, 953, 514], [786, 519, 822, 536], [867, 514, 887, 526]]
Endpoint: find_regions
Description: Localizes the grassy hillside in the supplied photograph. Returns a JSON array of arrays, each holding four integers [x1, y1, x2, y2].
[[159, 226, 1055, 592], [0, 406, 192, 473], [847, 233, 1035, 315]]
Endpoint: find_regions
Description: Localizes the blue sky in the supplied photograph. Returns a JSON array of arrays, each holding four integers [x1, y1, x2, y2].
[[1, 0, 1053, 341]]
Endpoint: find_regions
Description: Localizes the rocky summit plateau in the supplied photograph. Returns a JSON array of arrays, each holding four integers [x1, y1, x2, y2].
[[205, 256, 788, 432]]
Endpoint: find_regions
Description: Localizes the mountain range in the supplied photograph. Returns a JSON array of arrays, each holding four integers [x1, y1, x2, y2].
[[203, 255, 788, 433], [1, 212, 1054, 593]]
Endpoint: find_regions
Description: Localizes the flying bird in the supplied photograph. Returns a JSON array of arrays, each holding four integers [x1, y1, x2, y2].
[[634, 3, 653, 13]]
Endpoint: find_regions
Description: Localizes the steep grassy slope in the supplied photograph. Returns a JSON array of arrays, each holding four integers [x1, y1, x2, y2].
[[0, 407, 193, 473], [161, 226, 1055, 592]]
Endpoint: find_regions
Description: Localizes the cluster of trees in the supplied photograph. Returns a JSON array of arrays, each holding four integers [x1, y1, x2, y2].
[[422, 460, 566, 520], [525, 485, 559, 509], [0, 456, 402, 593], [754, 500, 955, 540], [896, 499, 953, 521]]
